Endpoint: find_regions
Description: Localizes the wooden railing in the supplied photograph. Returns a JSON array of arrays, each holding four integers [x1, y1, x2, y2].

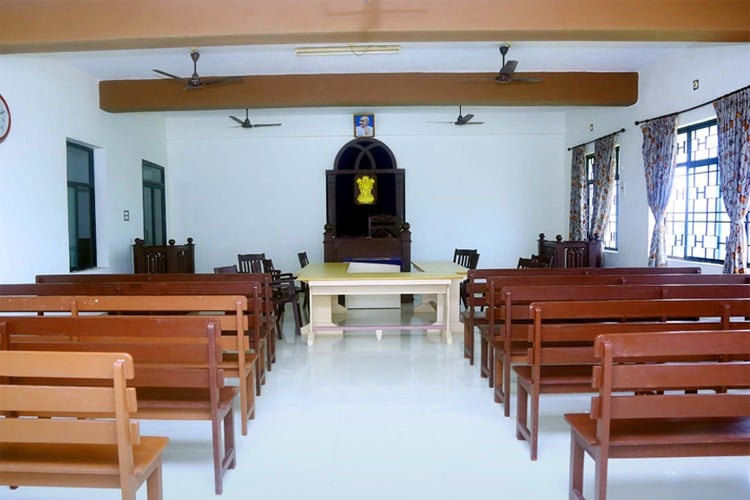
[[538, 233, 602, 268], [132, 237, 195, 273]]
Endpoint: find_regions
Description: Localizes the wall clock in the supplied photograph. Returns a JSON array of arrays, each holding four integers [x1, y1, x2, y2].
[[0, 94, 10, 143]]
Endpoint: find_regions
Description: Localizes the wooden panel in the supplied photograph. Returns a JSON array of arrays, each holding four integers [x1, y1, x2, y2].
[[99, 71, 638, 111]]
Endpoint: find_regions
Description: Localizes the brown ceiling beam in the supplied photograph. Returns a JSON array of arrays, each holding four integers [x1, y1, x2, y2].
[[2, 0, 748, 53], [99, 72, 638, 112]]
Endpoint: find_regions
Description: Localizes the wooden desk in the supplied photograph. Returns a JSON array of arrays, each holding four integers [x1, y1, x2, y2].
[[297, 262, 466, 345]]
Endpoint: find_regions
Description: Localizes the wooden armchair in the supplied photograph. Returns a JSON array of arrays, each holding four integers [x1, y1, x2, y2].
[[297, 251, 310, 313], [262, 258, 303, 336]]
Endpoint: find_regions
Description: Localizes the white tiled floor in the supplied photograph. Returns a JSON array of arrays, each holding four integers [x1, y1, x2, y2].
[[7, 305, 750, 499]]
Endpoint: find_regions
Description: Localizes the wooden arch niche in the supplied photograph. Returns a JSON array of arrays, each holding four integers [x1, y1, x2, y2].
[[323, 138, 411, 271]]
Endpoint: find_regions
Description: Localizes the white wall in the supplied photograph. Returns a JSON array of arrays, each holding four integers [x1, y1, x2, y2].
[[0, 56, 167, 282], [166, 107, 566, 272], [565, 43, 750, 270], [3, 43, 746, 282]]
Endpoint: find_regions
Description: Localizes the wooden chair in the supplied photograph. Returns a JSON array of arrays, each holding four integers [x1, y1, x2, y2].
[[262, 258, 303, 336], [237, 253, 265, 273], [454, 248, 479, 309], [0, 350, 169, 500], [517, 257, 551, 268], [297, 251, 310, 313], [453, 248, 478, 268], [214, 264, 239, 273], [530, 254, 553, 267]]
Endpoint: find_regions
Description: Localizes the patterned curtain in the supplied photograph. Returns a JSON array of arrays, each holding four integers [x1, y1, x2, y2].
[[641, 115, 678, 267], [713, 88, 750, 273], [588, 135, 617, 241], [568, 145, 588, 240]]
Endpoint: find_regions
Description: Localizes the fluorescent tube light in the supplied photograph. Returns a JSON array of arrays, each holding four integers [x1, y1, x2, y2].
[[295, 44, 400, 56]]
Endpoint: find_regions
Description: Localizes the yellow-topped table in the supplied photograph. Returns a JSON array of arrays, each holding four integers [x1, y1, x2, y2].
[[297, 261, 467, 345]]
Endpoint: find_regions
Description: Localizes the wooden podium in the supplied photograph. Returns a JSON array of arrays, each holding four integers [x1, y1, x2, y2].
[[323, 137, 411, 272]]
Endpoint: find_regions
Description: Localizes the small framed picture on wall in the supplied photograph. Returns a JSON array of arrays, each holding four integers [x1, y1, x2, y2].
[[354, 113, 375, 137]]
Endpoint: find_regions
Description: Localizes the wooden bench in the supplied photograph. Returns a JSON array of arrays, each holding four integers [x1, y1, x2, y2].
[[516, 297, 750, 460], [0, 350, 169, 500], [0, 315, 237, 495], [565, 330, 750, 500], [35, 272, 280, 366], [474, 272, 750, 381], [6, 281, 268, 384], [461, 266, 704, 365], [486, 282, 750, 417], [0, 292, 261, 437]]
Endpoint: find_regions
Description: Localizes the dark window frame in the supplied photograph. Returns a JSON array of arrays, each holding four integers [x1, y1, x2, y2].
[[66, 141, 97, 271], [665, 119, 748, 265], [142, 160, 167, 246], [585, 145, 619, 251]]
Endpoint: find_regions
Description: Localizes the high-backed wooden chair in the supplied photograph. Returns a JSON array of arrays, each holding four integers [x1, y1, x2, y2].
[[261, 258, 303, 336], [237, 253, 265, 273], [214, 264, 239, 273], [453, 248, 478, 268], [517, 257, 550, 268], [297, 251, 310, 313], [531, 254, 553, 267], [454, 248, 480, 308]]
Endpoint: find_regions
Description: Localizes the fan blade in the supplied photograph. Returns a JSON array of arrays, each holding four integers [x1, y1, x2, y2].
[[463, 113, 474, 122], [252, 123, 282, 127], [229, 116, 245, 125], [459, 122, 484, 125], [512, 75, 543, 83], [153, 69, 187, 82], [201, 76, 244, 86], [499, 60, 518, 77]]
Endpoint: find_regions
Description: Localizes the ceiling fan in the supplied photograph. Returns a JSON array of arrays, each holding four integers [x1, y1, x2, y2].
[[493, 43, 542, 84], [430, 106, 484, 126], [229, 109, 282, 129], [153, 49, 242, 90]]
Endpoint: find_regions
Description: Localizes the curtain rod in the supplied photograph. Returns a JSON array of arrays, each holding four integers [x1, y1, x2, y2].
[[634, 83, 750, 126], [566, 128, 625, 151]]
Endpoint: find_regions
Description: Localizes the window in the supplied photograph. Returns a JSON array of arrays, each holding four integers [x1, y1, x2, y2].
[[585, 146, 619, 250], [142, 161, 166, 245], [664, 119, 747, 264], [67, 142, 97, 270]]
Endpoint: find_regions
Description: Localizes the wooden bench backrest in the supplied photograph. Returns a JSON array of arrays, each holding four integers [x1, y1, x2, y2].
[[0, 349, 136, 418], [466, 266, 702, 282], [0, 295, 78, 314], [527, 298, 750, 365], [1, 280, 259, 297], [35, 272, 276, 322], [490, 283, 750, 329], [1, 316, 224, 391], [0, 293, 257, 351], [0, 350, 140, 461], [592, 329, 750, 422], [36, 273, 150, 283], [466, 272, 742, 313]]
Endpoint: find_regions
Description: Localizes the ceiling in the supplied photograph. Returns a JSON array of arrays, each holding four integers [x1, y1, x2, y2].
[[37, 41, 699, 81], [3, 0, 747, 111]]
